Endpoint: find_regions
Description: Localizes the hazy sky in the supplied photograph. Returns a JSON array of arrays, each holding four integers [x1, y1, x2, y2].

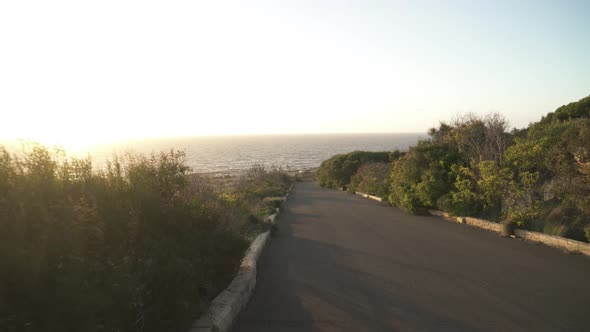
[[1, 0, 589, 149]]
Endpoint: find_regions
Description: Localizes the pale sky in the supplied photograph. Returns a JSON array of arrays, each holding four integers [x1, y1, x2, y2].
[[1, 0, 589, 150]]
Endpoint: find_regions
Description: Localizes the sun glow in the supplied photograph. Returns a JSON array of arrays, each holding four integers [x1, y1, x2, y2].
[[1, 1, 589, 151]]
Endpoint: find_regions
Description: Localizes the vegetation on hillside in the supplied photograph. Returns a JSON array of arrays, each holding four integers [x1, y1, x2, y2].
[[348, 162, 391, 198], [316, 151, 394, 189], [318, 95, 590, 242], [540, 94, 590, 124], [0, 145, 291, 332]]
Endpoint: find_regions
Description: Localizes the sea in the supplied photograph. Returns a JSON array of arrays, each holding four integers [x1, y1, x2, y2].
[[4, 133, 427, 173]]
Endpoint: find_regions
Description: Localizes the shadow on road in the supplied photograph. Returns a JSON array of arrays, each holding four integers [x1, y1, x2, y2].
[[233, 183, 590, 332]]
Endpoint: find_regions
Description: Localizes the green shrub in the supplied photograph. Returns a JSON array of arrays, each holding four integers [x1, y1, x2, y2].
[[388, 141, 459, 213], [316, 151, 390, 189], [237, 165, 292, 199], [213, 165, 292, 237], [450, 165, 483, 216], [320, 96, 590, 240], [0, 145, 250, 332], [435, 194, 453, 212], [256, 206, 276, 219], [348, 162, 391, 197], [540, 94, 590, 124]]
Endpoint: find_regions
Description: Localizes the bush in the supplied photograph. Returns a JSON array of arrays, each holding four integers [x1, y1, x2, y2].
[[435, 194, 453, 212], [450, 165, 483, 216], [388, 141, 459, 213], [348, 162, 391, 197], [318, 96, 590, 241], [237, 164, 292, 199], [0, 145, 251, 332], [316, 151, 390, 189], [214, 165, 292, 234], [387, 103, 590, 241]]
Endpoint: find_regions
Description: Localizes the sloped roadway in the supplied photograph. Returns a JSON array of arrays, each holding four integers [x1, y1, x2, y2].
[[233, 183, 590, 331]]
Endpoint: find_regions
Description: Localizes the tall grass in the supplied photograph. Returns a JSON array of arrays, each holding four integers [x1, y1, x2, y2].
[[0, 145, 268, 332], [215, 163, 293, 238]]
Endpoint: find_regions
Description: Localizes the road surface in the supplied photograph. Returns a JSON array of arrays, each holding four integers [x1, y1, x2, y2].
[[233, 183, 590, 331]]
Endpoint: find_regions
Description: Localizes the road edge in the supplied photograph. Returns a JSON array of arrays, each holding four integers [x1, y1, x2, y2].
[[343, 190, 590, 257], [190, 183, 294, 332], [354, 191, 384, 202], [428, 209, 590, 256]]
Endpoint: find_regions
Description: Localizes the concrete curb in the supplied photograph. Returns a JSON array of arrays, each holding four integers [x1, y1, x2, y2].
[[427, 210, 467, 225], [514, 229, 590, 256], [464, 217, 503, 233], [190, 183, 295, 332], [428, 210, 590, 256], [190, 232, 269, 332], [354, 191, 383, 202]]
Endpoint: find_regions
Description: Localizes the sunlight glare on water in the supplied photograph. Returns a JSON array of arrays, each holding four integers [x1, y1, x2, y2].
[[77, 133, 426, 173]]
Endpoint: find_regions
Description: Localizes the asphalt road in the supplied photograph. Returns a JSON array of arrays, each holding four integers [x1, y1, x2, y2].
[[233, 183, 590, 332]]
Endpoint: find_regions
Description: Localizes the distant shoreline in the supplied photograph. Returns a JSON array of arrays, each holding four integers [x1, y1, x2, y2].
[[193, 167, 318, 179], [2, 133, 426, 174]]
